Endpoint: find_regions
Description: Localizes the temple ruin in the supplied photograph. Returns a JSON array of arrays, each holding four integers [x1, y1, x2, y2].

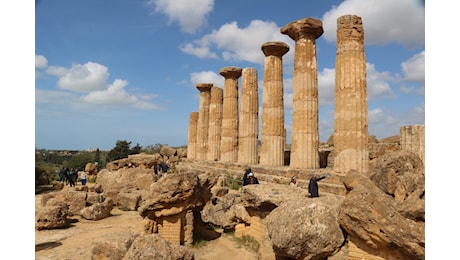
[[259, 41, 290, 166], [220, 67, 242, 163], [333, 15, 369, 174], [281, 17, 323, 169], [195, 83, 213, 161]]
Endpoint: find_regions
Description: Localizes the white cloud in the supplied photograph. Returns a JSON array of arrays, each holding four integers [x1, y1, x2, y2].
[[401, 51, 425, 84], [46, 66, 68, 77], [366, 63, 396, 99], [147, 0, 214, 34], [318, 67, 335, 106], [57, 62, 109, 93], [35, 54, 48, 68], [322, 0, 424, 49], [82, 79, 160, 109], [181, 20, 292, 64], [190, 70, 224, 87], [180, 42, 218, 59]]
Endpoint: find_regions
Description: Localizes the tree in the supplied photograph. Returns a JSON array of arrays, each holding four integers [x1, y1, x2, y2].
[[130, 143, 142, 155], [107, 140, 131, 162], [143, 143, 163, 154], [95, 148, 100, 164]]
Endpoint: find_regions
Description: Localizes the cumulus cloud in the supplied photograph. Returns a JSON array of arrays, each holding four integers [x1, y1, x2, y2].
[[401, 51, 425, 84], [180, 20, 292, 64], [366, 63, 397, 99], [190, 70, 224, 87], [82, 79, 160, 109], [36, 60, 161, 110], [35, 55, 48, 68], [57, 62, 109, 93], [147, 0, 214, 34], [322, 0, 424, 49]]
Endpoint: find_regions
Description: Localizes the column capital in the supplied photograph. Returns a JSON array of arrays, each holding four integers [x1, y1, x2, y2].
[[261, 41, 289, 57], [219, 66, 242, 79], [196, 83, 213, 92], [280, 17, 323, 41]]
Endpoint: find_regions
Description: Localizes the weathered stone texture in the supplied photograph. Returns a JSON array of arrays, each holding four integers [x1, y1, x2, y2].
[[260, 41, 289, 166], [334, 15, 369, 174], [196, 83, 213, 161], [281, 17, 323, 169], [220, 67, 242, 163], [207, 86, 223, 162], [238, 67, 259, 164], [400, 124, 425, 165]]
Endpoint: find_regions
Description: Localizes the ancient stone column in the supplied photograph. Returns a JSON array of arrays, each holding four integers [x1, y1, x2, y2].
[[220, 66, 242, 163], [400, 125, 425, 165], [196, 83, 213, 161], [207, 86, 223, 161], [333, 15, 369, 174], [260, 41, 289, 166], [238, 68, 259, 164], [281, 17, 323, 169], [187, 112, 199, 160]]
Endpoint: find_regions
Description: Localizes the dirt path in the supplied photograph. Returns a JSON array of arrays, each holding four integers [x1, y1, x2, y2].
[[35, 193, 258, 260]]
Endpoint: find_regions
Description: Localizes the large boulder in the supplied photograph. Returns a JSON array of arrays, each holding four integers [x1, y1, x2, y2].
[[339, 170, 425, 260], [201, 192, 251, 229], [265, 195, 345, 260], [35, 204, 69, 230], [139, 172, 213, 218], [123, 234, 194, 260], [369, 150, 425, 221], [80, 198, 114, 220], [91, 231, 139, 260]]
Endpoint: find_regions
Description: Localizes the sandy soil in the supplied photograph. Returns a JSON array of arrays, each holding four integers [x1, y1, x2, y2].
[[35, 190, 258, 260]]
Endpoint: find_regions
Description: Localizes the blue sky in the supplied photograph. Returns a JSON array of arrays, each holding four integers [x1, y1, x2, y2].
[[34, 0, 425, 151]]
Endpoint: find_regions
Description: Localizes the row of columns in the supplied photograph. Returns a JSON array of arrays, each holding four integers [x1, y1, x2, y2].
[[187, 15, 369, 174]]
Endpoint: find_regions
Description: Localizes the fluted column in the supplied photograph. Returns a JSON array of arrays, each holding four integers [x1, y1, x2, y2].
[[281, 17, 323, 169], [207, 86, 223, 161], [260, 41, 289, 166], [220, 67, 242, 163], [196, 83, 213, 161], [334, 15, 369, 174], [238, 68, 259, 164], [187, 112, 199, 160]]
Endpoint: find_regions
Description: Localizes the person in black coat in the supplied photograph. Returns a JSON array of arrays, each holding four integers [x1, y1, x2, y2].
[[308, 174, 326, 197], [245, 172, 259, 185], [242, 167, 251, 186]]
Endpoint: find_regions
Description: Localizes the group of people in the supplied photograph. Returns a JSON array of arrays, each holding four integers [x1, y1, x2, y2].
[[243, 166, 331, 197], [59, 167, 87, 187]]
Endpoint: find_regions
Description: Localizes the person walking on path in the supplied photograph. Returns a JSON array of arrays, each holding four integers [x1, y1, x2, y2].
[[80, 171, 87, 186], [59, 167, 67, 184]]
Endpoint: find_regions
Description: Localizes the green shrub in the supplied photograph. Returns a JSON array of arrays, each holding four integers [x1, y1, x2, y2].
[[232, 235, 260, 253]]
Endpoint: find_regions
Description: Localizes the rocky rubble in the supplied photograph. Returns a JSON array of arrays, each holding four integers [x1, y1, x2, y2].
[[35, 149, 424, 259]]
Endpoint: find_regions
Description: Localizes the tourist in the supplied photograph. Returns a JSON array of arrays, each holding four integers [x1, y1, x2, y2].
[[308, 173, 330, 197], [245, 172, 259, 185], [59, 167, 67, 183], [153, 163, 159, 175], [242, 167, 252, 186], [161, 161, 169, 177], [80, 171, 87, 186]]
